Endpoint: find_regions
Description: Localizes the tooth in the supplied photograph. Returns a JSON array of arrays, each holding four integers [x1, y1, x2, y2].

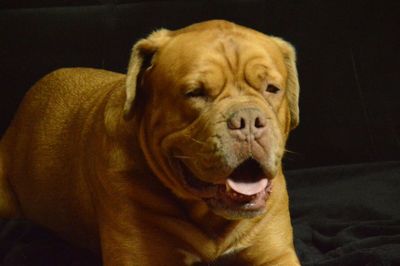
[[226, 183, 231, 192]]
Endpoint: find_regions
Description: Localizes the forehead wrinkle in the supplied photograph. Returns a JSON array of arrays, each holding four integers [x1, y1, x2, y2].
[[219, 42, 234, 75], [203, 59, 228, 97], [190, 56, 227, 97], [243, 55, 269, 89], [217, 39, 241, 79]]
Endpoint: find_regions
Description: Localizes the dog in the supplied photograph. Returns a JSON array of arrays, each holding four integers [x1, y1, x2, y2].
[[0, 20, 300, 265]]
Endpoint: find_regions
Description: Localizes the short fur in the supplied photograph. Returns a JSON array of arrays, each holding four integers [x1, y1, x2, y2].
[[0, 20, 300, 265]]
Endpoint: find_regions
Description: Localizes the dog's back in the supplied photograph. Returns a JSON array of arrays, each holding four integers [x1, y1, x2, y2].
[[0, 68, 124, 248]]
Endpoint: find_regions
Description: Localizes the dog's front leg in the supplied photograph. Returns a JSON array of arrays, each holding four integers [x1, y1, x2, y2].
[[98, 211, 196, 266], [239, 242, 300, 266], [237, 205, 300, 265]]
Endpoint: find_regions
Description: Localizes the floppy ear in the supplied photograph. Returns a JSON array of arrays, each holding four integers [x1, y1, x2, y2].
[[271, 37, 300, 129], [124, 29, 171, 119]]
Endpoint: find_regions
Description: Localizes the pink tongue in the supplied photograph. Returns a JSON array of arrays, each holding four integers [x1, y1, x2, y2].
[[226, 178, 269, 196]]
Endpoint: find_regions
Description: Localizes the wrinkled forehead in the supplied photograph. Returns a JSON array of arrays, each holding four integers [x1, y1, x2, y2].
[[154, 28, 287, 81]]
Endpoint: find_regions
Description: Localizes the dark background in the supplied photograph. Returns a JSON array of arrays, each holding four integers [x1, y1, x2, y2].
[[1, 0, 399, 170], [0, 1, 400, 265]]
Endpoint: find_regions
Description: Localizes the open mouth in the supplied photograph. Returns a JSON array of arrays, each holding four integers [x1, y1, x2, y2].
[[180, 158, 273, 217]]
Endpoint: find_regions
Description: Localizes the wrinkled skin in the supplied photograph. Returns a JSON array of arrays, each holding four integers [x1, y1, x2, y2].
[[139, 24, 291, 219], [0, 20, 300, 265]]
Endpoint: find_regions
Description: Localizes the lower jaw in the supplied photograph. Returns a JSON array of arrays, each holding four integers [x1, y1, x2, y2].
[[215, 210, 266, 220], [178, 160, 272, 218], [205, 189, 270, 220]]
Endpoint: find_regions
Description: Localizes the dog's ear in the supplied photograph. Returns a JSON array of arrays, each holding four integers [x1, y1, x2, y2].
[[271, 37, 300, 129], [124, 29, 171, 119]]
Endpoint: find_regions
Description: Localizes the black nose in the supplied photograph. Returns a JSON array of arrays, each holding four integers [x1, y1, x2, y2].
[[227, 108, 266, 139]]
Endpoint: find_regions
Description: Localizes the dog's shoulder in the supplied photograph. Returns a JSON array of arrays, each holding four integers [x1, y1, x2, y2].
[[23, 67, 125, 109], [37, 67, 124, 93]]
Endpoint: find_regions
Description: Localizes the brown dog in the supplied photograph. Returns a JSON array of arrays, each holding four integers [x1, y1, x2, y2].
[[0, 20, 300, 265]]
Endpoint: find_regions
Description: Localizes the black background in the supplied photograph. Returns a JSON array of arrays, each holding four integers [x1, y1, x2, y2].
[[0, 1, 400, 265], [1, 0, 399, 169]]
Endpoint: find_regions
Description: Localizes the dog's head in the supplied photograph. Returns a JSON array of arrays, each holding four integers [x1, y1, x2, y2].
[[124, 20, 299, 219]]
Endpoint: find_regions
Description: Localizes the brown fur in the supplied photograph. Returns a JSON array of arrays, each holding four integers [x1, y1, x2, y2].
[[0, 20, 300, 265]]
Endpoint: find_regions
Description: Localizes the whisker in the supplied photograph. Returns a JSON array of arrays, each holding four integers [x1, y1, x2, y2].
[[182, 133, 207, 145], [284, 149, 300, 155], [215, 118, 227, 124], [190, 137, 206, 145], [172, 155, 194, 159]]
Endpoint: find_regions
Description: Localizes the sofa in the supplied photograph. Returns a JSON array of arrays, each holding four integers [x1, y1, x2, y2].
[[0, 0, 399, 265]]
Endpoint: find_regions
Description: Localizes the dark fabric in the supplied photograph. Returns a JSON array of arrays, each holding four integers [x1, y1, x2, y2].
[[0, 220, 100, 266], [287, 161, 400, 266], [0, 162, 399, 265]]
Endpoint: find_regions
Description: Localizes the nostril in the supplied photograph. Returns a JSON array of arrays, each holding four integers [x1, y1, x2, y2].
[[227, 109, 266, 137], [228, 117, 247, 130], [254, 117, 265, 128], [240, 118, 246, 129]]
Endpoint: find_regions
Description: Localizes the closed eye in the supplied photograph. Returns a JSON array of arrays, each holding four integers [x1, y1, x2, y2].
[[185, 88, 207, 98]]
